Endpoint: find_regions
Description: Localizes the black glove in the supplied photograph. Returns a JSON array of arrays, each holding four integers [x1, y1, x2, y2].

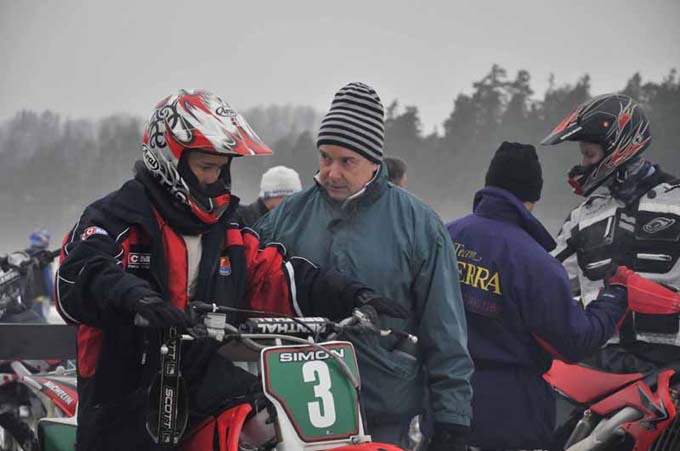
[[131, 296, 193, 328], [428, 422, 470, 451], [598, 284, 628, 307], [354, 289, 409, 319], [32, 249, 55, 268]]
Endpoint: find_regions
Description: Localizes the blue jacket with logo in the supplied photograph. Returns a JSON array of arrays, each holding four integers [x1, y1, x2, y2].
[[446, 187, 627, 449]]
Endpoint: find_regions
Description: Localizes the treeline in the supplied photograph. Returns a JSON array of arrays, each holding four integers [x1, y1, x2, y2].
[[1, 65, 679, 251], [381, 65, 680, 231]]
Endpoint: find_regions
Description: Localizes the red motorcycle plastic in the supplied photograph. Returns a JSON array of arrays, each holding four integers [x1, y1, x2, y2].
[[545, 269, 680, 450]]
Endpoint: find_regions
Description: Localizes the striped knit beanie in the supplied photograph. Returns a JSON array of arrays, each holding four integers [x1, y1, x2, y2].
[[317, 82, 385, 163]]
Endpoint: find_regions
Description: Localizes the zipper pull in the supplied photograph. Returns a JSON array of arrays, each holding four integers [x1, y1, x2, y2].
[[141, 334, 149, 365]]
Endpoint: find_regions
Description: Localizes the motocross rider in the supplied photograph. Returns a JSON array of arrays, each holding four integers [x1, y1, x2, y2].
[[25, 229, 54, 319], [542, 93, 680, 372], [55, 89, 406, 451]]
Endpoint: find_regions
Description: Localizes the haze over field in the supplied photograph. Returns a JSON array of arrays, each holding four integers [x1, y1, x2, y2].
[[1, 0, 678, 251]]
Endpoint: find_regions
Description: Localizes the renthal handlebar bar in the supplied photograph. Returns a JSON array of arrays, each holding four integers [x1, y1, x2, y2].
[[188, 301, 418, 345]]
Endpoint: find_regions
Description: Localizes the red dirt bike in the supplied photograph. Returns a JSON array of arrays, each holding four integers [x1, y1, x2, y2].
[[545, 269, 680, 450], [38, 303, 413, 450], [0, 359, 76, 451]]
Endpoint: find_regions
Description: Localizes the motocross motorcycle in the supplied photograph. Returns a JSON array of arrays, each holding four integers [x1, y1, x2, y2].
[[0, 249, 77, 451], [0, 249, 59, 324], [38, 302, 414, 450], [545, 268, 680, 450]]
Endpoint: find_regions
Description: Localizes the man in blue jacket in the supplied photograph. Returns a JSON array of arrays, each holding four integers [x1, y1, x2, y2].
[[446, 142, 628, 450], [256, 82, 472, 450]]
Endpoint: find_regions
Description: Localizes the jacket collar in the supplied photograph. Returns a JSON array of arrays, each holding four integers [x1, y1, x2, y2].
[[108, 172, 233, 303], [133, 161, 240, 235], [254, 198, 269, 215], [313, 162, 388, 210], [473, 186, 556, 252]]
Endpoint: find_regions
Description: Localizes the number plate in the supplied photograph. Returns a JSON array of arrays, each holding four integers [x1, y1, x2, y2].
[[261, 341, 361, 442]]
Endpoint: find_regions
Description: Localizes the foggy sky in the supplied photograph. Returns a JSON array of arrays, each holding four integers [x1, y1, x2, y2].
[[1, 0, 679, 132]]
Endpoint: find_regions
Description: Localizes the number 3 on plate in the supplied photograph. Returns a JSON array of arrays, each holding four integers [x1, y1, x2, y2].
[[302, 360, 337, 428]]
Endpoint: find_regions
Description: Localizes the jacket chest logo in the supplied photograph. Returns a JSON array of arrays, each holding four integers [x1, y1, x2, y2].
[[643, 217, 676, 234], [219, 256, 232, 276], [80, 226, 108, 241], [128, 252, 151, 269]]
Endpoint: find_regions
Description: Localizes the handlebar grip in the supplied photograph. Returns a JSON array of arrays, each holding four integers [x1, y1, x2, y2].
[[50, 249, 61, 259], [189, 301, 221, 313]]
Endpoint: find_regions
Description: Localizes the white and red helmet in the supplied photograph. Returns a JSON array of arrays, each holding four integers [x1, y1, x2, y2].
[[142, 89, 272, 223]]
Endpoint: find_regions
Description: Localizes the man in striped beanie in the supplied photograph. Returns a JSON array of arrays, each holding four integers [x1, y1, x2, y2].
[[256, 82, 472, 450], [315, 82, 384, 201]]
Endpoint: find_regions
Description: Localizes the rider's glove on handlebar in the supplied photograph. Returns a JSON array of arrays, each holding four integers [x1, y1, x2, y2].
[[599, 285, 627, 303], [605, 265, 635, 288], [354, 289, 409, 319], [428, 422, 469, 451], [129, 295, 193, 328], [33, 249, 55, 268]]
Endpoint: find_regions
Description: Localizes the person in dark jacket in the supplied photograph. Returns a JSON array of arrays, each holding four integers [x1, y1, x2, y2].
[[24, 229, 54, 320], [236, 165, 302, 226], [446, 141, 628, 450], [384, 156, 408, 188], [56, 90, 405, 451]]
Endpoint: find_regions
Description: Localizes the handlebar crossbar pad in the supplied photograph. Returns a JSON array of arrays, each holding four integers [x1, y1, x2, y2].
[[242, 317, 328, 336]]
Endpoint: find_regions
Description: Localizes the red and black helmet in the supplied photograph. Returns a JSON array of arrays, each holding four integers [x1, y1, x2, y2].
[[142, 89, 272, 224], [541, 94, 652, 196]]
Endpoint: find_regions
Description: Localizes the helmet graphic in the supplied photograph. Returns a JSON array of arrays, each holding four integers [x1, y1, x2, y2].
[[541, 94, 652, 196], [142, 89, 273, 224], [29, 229, 50, 249]]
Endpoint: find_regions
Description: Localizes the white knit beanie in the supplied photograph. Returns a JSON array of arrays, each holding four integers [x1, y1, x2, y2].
[[259, 166, 303, 199]]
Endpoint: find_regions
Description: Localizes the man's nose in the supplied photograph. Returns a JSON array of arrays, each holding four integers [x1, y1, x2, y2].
[[327, 162, 342, 180]]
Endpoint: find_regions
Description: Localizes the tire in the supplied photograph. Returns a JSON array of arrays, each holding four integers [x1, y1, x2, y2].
[[0, 414, 38, 451]]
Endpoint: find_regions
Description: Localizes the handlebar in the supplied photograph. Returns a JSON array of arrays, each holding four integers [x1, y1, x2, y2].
[[135, 302, 418, 352], [0, 249, 60, 274], [187, 301, 416, 346], [138, 302, 420, 409], [621, 268, 680, 315]]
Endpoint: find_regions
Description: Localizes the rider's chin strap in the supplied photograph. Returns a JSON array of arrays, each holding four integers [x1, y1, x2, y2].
[[608, 158, 654, 205]]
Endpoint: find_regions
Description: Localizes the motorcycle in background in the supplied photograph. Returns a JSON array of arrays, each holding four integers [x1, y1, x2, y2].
[[0, 361, 76, 451], [0, 250, 60, 324], [0, 249, 76, 451]]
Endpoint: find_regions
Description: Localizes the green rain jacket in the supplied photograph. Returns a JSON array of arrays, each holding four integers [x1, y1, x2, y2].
[[255, 164, 473, 427]]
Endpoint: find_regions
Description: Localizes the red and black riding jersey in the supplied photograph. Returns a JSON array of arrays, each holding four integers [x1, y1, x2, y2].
[[56, 177, 365, 419]]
